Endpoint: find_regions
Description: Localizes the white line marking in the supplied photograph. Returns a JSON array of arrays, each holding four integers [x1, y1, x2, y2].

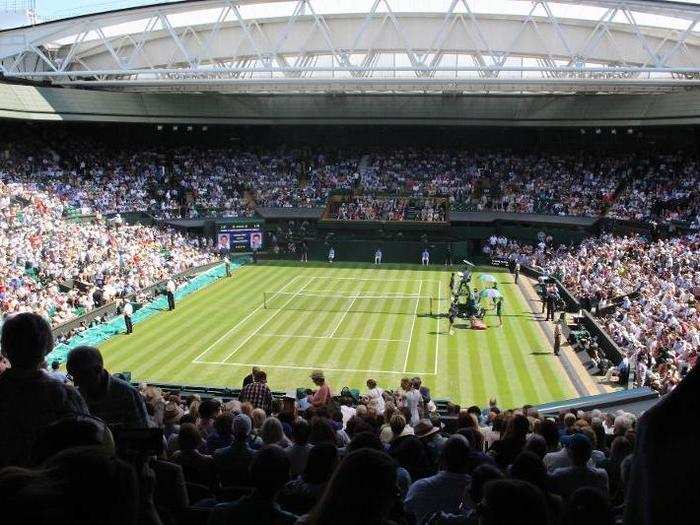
[[315, 277, 441, 283], [435, 285, 440, 375], [327, 290, 361, 337], [192, 274, 303, 363], [289, 289, 424, 296], [193, 360, 435, 375], [258, 333, 409, 343], [265, 292, 428, 300], [219, 277, 315, 364], [402, 279, 423, 372]]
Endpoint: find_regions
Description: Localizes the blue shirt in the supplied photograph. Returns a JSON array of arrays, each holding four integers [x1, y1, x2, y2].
[[405, 471, 472, 524]]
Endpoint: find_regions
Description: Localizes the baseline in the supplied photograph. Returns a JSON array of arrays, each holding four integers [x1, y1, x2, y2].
[[193, 360, 435, 375]]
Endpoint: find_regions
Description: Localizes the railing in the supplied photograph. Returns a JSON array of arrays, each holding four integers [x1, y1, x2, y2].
[[579, 310, 625, 366], [595, 288, 642, 317], [51, 261, 222, 338], [520, 265, 581, 313]]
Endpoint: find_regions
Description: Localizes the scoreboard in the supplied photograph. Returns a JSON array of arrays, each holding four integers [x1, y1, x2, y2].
[[217, 222, 263, 252]]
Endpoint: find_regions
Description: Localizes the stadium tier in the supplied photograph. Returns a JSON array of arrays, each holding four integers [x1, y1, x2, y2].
[[1, 0, 700, 523]]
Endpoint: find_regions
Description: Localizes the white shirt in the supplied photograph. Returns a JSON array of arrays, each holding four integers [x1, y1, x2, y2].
[[166, 280, 176, 293], [123, 303, 133, 316], [404, 389, 422, 426], [365, 387, 386, 413]]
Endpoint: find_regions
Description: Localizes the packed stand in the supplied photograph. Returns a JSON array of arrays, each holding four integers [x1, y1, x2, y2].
[[3, 317, 697, 525], [2, 132, 699, 223], [0, 135, 357, 218], [0, 180, 216, 327], [606, 154, 700, 225], [491, 232, 699, 395], [336, 196, 409, 221]]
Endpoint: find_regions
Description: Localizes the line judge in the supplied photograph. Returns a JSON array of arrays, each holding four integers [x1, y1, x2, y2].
[[166, 279, 176, 310]]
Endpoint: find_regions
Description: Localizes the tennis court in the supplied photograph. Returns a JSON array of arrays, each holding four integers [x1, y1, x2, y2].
[[97, 261, 576, 407]]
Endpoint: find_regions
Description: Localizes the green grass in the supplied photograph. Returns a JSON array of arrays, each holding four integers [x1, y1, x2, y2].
[[98, 261, 576, 407]]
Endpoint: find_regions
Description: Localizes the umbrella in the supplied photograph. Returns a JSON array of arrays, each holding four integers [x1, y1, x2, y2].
[[479, 274, 497, 283], [480, 288, 502, 300]]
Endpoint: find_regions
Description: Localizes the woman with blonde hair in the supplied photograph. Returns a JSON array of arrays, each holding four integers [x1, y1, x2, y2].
[[250, 408, 266, 431]]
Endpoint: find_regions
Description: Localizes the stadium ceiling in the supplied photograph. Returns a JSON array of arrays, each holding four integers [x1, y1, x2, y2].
[[1, 0, 699, 94]]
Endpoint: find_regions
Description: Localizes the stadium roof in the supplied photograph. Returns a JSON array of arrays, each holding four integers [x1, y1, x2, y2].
[[1, 0, 699, 94]]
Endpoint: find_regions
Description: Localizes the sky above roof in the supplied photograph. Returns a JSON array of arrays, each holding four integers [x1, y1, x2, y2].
[[30, 0, 700, 23], [11, 0, 698, 35]]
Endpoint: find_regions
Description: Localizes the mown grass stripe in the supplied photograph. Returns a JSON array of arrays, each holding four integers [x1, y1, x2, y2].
[[97, 262, 577, 406]]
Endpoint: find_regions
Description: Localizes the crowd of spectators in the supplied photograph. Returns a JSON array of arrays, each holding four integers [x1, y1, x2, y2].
[[491, 232, 699, 395], [0, 180, 216, 327], [2, 133, 698, 224], [606, 155, 699, 223], [5, 312, 695, 525], [334, 196, 447, 222], [336, 196, 408, 221]]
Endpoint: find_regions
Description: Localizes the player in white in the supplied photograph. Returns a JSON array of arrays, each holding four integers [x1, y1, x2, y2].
[[421, 248, 430, 266], [374, 248, 383, 264], [328, 247, 335, 263]]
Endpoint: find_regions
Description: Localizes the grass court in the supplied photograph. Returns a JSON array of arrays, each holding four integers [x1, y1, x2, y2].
[[98, 261, 576, 407]]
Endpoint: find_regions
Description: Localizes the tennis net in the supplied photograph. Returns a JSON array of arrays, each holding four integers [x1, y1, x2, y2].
[[263, 291, 447, 315]]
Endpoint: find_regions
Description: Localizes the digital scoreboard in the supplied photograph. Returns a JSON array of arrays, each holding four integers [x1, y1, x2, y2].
[[217, 222, 263, 252]]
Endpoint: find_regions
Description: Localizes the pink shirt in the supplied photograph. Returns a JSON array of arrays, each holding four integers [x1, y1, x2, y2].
[[310, 384, 332, 406]]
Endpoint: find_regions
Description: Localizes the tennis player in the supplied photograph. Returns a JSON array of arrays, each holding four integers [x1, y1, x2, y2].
[[496, 296, 503, 326], [448, 300, 458, 336], [374, 248, 383, 264]]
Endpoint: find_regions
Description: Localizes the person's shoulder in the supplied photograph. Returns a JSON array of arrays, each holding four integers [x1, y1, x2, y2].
[[108, 373, 137, 394], [213, 445, 231, 458], [407, 474, 433, 492], [544, 448, 564, 460], [591, 466, 609, 478], [152, 458, 183, 475], [550, 466, 573, 478]]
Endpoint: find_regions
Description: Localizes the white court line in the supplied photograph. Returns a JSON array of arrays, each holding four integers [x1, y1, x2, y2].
[[434, 285, 440, 375], [258, 333, 409, 343], [402, 279, 423, 372], [219, 277, 315, 364], [193, 360, 435, 375], [292, 289, 425, 296], [327, 290, 361, 337], [317, 277, 441, 283], [267, 292, 426, 299], [192, 274, 302, 363]]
